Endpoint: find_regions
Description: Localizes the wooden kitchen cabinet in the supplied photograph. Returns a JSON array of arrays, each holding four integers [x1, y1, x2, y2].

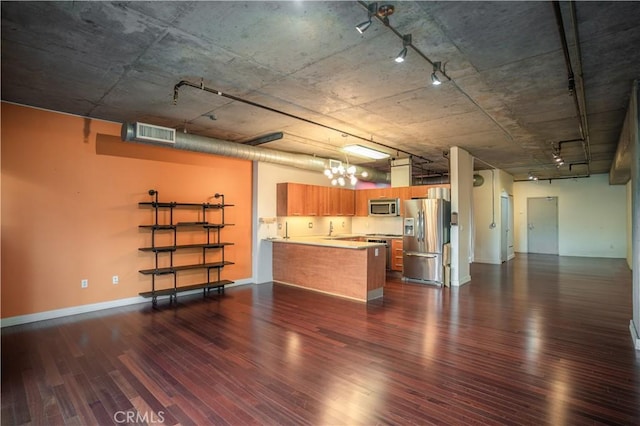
[[278, 183, 450, 218], [306, 184, 319, 216], [277, 183, 318, 216], [338, 188, 355, 216], [391, 239, 403, 272], [389, 187, 410, 216], [278, 183, 353, 216], [354, 189, 370, 216], [318, 186, 332, 216]]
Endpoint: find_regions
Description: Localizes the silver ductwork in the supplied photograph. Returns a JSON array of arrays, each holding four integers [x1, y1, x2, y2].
[[121, 122, 389, 183]]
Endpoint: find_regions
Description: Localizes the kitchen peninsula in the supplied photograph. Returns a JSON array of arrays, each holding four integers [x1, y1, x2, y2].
[[270, 237, 386, 302]]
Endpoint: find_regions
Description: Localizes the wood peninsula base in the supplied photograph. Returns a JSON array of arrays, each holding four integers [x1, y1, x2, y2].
[[272, 241, 385, 302]]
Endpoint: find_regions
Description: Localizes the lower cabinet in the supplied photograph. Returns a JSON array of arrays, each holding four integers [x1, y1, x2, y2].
[[391, 239, 403, 272]]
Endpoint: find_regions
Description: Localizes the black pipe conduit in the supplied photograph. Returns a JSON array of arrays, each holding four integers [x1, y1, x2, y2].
[[552, 1, 591, 176], [173, 79, 433, 164], [569, 1, 592, 164], [514, 174, 591, 183]]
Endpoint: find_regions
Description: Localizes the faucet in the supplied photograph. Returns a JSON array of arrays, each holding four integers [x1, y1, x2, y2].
[[329, 221, 334, 237]]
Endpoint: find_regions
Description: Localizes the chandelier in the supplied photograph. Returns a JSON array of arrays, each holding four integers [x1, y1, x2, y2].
[[323, 159, 367, 186]]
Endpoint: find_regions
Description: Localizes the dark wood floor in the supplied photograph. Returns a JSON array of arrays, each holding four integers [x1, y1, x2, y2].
[[2, 254, 639, 425]]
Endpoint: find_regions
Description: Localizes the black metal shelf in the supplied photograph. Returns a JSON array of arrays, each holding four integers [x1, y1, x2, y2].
[[137, 189, 234, 307], [139, 261, 234, 275], [138, 242, 234, 252], [139, 279, 233, 299], [139, 202, 234, 209], [139, 223, 234, 230]]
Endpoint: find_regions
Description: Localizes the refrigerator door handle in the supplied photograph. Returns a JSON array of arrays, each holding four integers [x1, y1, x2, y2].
[[405, 252, 438, 258], [418, 210, 424, 242]]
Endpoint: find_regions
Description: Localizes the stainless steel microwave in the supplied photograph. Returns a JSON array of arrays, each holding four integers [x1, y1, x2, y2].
[[368, 198, 400, 216]]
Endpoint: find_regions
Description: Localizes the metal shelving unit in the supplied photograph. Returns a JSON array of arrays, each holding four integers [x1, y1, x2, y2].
[[138, 189, 234, 307]]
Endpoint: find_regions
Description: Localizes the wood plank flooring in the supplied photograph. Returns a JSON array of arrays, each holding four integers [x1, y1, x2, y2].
[[2, 254, 639, 425]]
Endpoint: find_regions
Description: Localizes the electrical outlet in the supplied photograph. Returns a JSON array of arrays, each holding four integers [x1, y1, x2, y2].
[[81, 279, 88, 288], [112, 275, 119, 285], [308, 222, 313, 229], [375, 248, 379, 256]]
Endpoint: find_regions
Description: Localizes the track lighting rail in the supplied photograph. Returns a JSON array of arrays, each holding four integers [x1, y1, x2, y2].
[[355, 1, 517, 148], [552, 1, 591, 176]]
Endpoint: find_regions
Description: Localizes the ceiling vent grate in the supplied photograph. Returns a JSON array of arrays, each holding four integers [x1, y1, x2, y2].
[[135, 122, 176, 144]]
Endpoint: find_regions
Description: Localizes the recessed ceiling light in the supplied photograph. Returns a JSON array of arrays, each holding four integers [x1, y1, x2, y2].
[[343, 144, 390, 160]]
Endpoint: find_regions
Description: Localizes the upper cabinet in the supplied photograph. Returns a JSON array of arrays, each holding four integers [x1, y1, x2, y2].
[[338, 188, 355, 216], [277, 183, 354, 216], [277, 183, 314, 216], [278, 183, 449, 217], [354, 185, 450, 216]]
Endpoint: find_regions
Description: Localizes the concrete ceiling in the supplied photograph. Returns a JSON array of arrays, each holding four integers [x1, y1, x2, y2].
[[2, 1, 639, 181]]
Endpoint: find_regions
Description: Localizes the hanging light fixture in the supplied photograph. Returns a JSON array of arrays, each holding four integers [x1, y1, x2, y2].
[[324, 160, 364, 187], [395, 34, 412, 63], [431, 61, 442, 85], [356, 2, 378, 34]]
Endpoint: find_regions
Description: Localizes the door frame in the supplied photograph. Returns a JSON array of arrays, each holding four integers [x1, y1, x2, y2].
[[527, 196, 559, 255]]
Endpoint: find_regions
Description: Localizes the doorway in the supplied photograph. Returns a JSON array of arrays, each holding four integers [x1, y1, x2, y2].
[[527, 197, 559, 255], [500, 195, 514, 262]]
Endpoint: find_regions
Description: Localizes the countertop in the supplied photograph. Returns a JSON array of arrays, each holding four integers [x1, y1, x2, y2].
[[264, 235, 387, 250]]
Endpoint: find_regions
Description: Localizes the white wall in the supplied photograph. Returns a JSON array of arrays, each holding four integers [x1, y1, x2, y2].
[[254, 162, 336, 284], [628, 180, 633, 269], [473, 169, 514, 264], [513, 173, 627, 258]]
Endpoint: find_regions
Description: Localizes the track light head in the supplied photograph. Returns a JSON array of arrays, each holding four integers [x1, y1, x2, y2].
[[394, 34, 411, 63], [395, 47, 407, 63], [356, 2, 378, 33], [431, 61, 443, 85], [356, 19, 372, 33]]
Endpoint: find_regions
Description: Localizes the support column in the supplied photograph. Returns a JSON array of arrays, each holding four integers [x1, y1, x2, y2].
[[450, 147, 473, 286], [631, 81, 640, 350]]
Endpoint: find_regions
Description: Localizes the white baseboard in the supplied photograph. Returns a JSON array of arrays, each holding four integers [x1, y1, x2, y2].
[[452, 275, 471, 287], [473, 257, 502, 265], [1, 279, 253, 328], [630, 320, 640, 350]]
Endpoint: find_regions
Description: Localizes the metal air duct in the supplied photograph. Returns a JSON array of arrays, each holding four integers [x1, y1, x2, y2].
[[121, 122, 390, 183]]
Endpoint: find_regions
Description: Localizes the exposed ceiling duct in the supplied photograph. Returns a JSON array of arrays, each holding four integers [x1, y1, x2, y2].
[[121, 122, 390, 184]]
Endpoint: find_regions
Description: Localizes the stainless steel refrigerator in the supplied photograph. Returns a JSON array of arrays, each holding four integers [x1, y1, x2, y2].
[[403, 198, 451, 284]]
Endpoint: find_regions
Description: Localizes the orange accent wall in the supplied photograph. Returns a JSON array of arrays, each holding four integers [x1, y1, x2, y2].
[[1, 103, 253, 318]]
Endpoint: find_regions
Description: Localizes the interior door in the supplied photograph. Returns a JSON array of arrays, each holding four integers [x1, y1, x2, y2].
[[508, 195, 514, 259], [501, 196, 509, 262], [527, 197, 558, 255]]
